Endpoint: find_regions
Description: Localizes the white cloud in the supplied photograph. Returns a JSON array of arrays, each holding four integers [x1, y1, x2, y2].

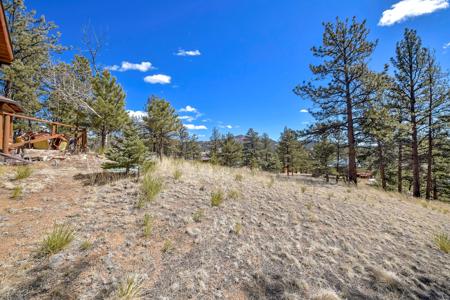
[[144, 74, 171, 84], [107, 61, 153, 72], [176, 49, 201, 57], [444, 42, 450, 49], [179, 105, 198, 113], [184, 124, 207, 130], [300, 108, 309, 113], [179, 115, 195, 122], [127, 110, 147, 119], [219, 124, 233, 129], [379, 0, 449, 26]]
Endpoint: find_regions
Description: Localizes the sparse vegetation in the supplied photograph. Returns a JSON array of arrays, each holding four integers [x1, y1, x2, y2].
[[227, 189, 240, 200], [117, 275, 143, 299], [300, 186, 307, 193], [142, 160, 157, 174], [267, 176, 275, 188], [80, 240, 93, 251], [161, 239, 174, 253], [139, 174, 162, 207], [234, 174, 243, 182], [11, 186, 23, 199], [14, 165, 32, 180], [234, 222, 242, 235], [211, 190, 224, 207], [40, 224, 75, 256], [192, 209, 204, 223], [173, 169, 182, 180], [143, 214, 154, 237], [434, 233, 450, 254]]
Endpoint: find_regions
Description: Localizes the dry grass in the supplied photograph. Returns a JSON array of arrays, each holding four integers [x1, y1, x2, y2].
[[211, 190, 224, 207], [192, 209, 204, 223], [142, 214, 154, 238], [14, 165, 32, 180], [173, 169, 182, 180], [39, 224, 75, 256], [161, 239, 174, 253], [138, 174, 162, 207], [116, 275, 143, 299], [311, 290, 341, 300], [11, 186, 23, 199], [434, 233, 450, 253], [79, 240, 93, 251]]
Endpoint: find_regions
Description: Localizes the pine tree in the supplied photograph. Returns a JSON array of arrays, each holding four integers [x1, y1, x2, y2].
[[294, 17, 376, 184], [259, 133, 281, 172], [186, 135, 201, 160], [91, 70, 129, 149], [1, 0, 64, 114], [243, 128, 260, 169], [311, 138, 335, 182], [391, 29, 428, 197], [143, 96, 182, 160], [209, 127, 222, 164], [102, 124, 146, 174], [278, 127, 309, 175], [220, 133, 243, 167]]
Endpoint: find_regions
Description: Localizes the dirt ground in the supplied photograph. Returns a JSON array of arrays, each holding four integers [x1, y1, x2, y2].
[[0, 156, 449, 299]]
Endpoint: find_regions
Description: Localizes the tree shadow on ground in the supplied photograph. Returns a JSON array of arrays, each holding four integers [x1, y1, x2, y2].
[[73, 171, 138, 186]]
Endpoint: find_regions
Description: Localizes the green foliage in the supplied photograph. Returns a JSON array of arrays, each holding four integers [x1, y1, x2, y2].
[[162, 239, 174, 253], [192, 209, 204, 223], [117, 275, 143, 299], [11, 186, 23, 199], [102, 124, 146, 173], [142, 160, 157, 174], [139, 174, 162, 206], [91, 70, 129, 149], [243, 128, 260, 169], [259, 133, 282, 172], [220, 133, 243, 167], [40, 224, 75, 256], [14, 165, 32, 180], [311, 138, 335, 180], [211, 190, 224, 207], [143, 214, 154, 238], [434, 233, 450, 254], [143, 96, 182, 160], [278, 127, 310, 173]]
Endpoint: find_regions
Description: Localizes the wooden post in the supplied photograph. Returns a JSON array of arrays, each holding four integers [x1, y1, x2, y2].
[[0, 113, 3, 150], [51, 124, 57, 135], [3, 114, 10, 154]]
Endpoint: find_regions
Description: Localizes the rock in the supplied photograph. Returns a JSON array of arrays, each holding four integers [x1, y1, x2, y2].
[[186, 227, 201, 238]]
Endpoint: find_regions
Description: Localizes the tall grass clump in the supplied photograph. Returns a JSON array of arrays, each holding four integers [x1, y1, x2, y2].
[[192, 209, 204, 223], [138, 174, 162, 208], [40, 224, 75, 256], [11, 186, 23, 199], [211, 190, 224, 207], [117, 275, 143, 299], [142, 160, 157, 174], [143, 214, 154, 237], [14, 165, 32, 180], [434, 233, 450, 254], [235, 174, 243, 182], [173, 169, 182, 180]]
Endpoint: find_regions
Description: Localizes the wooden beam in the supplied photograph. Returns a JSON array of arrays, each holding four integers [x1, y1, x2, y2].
[[9, 134, 64, 149], [3, 113, 10, 154], [1, 112, 76, 128], [0, 113, 3, 150]]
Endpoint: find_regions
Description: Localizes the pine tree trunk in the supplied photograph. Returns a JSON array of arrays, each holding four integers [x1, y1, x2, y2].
[[411, 114, 421, 197], [397, 143, 403, 193], [101, 130, 107, 150], [377, 141, 387, 190], [425, 88, 433, 200], [432, 176, 438, 200], [336, 143, 340, 183], [345, 88, 357, 185]]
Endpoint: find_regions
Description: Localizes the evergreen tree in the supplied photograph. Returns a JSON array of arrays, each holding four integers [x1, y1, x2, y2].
[[1, 0, 63, 114], [102, 124, 146, 174], [278, 127, 309, 175], [209, 127, 222, 164], [143, 96, 182, 160], [259, 133, 281, 172], [311, 138, 335, 182], [186, 134, 202, 160], [294, 17, 376, 184], [91, 70, 129, 149], [243, 128, 260, 169], [391, 29, 428, 197], [220, 133, 243, 167]]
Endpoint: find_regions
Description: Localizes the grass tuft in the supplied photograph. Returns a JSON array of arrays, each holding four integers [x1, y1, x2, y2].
[[211, 190, 224, 207], [162, 239, 174, 253], [267, 177, 275, 188], [142, 160, 157, 174], [227, 189, 240, 200], [11, 186, 23, 199], [117, 275, 143, 299], [40, 224, 75, 256], [300, 186, 307, 193], [138, 174, 162, 208], [234, 222, 242, 235], [143, 214, 154, 238], [14, 165, 32, 180], [173, 169, 182, 180], [434, 233, 450, 254], [234, 174, 243, 182], [80, 240, 93, 251], [192, 209, 204, 223]]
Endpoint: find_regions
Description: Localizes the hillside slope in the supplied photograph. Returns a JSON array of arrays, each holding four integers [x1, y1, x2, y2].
[[0, 156, 449, 299]]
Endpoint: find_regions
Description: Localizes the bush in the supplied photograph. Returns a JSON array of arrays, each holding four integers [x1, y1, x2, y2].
[[14, 165, 32, 180], [117, 275, 143, 299], [435, 233, 450, 254], [211, 190, 224, 207], [139, 174, 162, 207], [173, 169, 182, 180], [40, 224, 75, 256], [192, 209, 204, 223], [11, 186, 23, 199], [143, 214, 154, 237]]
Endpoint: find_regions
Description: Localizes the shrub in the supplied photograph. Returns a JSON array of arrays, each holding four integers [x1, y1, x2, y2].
[[162, 239, 174, 253], [435, 233, 450, 254], [14, 165, 32, 180], [234, 174, 243, 182], [139, 174, 162, 207], [80, 240, 93, 251], [211, 190, 224, 207], [192, 209, 204, 223], [173, 169, 182, 180], [227, 189, 240, 200], [117, 275, 143, 299], [143, 214, 154, 238], [40, 224, 75, 256], [11, 186, 23, 199]]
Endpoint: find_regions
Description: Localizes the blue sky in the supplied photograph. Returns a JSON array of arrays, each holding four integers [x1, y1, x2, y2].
[[29, 0, 450, 140]]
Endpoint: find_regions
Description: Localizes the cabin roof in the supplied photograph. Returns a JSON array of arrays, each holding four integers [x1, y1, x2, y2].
[[0, 96, 23, 113], [0, 2, 13, 65]]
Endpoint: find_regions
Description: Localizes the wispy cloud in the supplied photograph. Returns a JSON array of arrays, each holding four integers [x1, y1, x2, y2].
[[179, 105, 198, 113], [300, 108, 309, 113], [106, 61, 154, 72], [219, 124, 234, 129], [444, 42, 450, 49], [127, 110, 147, 119], [144, 74, 171, 84], [379, 0, 449, 26], [179, 115, 195, 122], [176, 49, 201, 57], [184, 124, 207, 130]]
